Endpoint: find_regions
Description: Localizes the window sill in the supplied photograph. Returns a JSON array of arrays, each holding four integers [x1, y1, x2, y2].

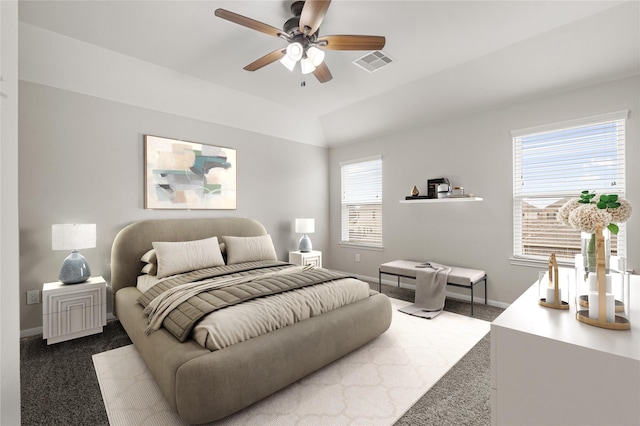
[[509, 257, 574, 269], [339, 243, 384, 251]]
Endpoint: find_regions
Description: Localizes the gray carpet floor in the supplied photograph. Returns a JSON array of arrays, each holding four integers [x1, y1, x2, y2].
[[20, 283, 503, 425], [20, 320, 131, 425], [381, 284, 503, 426]]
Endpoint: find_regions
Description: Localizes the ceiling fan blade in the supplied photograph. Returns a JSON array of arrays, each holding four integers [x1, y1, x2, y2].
[[317, 35, 386, 51], [299, 0, 331, 36], [313, 62, 333, 83], [215, 9, 286, 39], [243, 48, 287, 71]]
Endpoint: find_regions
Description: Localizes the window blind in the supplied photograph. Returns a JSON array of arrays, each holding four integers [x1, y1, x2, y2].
[[512, 111, 627, 263], [340, 156, 383, 248]]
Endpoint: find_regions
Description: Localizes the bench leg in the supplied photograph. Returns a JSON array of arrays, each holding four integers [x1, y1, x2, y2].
[[471, 285, 474, 317], [484, 276, 488, 305], [378, 270, 382, 293]]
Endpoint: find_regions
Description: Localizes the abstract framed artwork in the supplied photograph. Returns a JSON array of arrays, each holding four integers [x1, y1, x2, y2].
[[144, 135, 237, 209]]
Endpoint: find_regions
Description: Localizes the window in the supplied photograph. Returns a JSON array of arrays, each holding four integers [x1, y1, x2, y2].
[[512, 111, 627, 264], [340, 156, 382, 248]]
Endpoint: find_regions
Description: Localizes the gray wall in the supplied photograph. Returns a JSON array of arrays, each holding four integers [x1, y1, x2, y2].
[[18, 76, 640, 331], [19, 81, 329, 332], [328, 75, 640, 306]]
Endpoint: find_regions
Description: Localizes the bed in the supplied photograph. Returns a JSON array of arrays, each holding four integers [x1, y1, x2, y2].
[[111, 217, 392, 424]]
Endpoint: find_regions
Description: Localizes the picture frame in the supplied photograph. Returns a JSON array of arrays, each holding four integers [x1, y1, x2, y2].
[[144, 135, 237, 210]]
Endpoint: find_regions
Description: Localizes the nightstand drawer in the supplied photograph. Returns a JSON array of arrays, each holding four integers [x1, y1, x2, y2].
[[302, 255, 321, 267], [289, 250, 322, 268]]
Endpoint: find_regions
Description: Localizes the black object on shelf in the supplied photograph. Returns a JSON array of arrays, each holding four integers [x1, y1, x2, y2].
[[427, 178, 449, 199]]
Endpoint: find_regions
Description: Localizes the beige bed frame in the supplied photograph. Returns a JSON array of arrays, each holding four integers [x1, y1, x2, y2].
[[111, 217, 392, 424]]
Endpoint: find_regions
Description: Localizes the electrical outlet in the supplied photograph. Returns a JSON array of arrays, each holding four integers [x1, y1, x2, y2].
[[355, 253, 360, 262], [27, 290, 40, 305]]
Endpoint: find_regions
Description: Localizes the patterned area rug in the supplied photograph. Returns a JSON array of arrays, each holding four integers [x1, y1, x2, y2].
[[93, 298, 490, 425]]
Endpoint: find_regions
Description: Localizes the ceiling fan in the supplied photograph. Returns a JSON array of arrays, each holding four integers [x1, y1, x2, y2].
[[214, 0, 386, 84]]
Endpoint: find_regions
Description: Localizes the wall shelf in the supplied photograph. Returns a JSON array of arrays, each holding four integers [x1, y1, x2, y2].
[[399, 197, 483, 203]]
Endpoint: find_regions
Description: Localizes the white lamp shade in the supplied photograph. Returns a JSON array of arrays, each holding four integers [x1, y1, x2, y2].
[[286, 42, 303, 61], [306, 46, 325, 67], [280, 55, 297, 72], [295, 218, 315, 234], [300, 57, 316, 75], [52, 224, 96, 250]]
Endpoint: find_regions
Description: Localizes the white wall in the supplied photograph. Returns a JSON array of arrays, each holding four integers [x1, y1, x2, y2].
[[328, 75, 640, 305], [18, 82, 329, 332], [1, 0, 22, 423]]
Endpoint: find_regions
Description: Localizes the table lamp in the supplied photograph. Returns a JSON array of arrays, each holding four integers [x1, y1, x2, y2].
[[295, 218, 315, 252], [52, 224, 96, 284]]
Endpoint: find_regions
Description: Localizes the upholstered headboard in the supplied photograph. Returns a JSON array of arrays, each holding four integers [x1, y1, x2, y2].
[[110, 217, 268, 296]]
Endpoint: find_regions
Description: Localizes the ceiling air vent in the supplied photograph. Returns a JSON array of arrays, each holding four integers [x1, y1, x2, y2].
[[352, 51, 394, 73]]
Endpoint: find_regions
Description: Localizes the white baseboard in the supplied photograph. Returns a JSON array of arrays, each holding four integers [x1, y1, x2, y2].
[[21, 327, 42, 338], [345, 271, 511, 310]]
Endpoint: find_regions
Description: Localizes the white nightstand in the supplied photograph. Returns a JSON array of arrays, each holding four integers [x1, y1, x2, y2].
[[42, 276, 107, 345], [289, 250, 322, 268]]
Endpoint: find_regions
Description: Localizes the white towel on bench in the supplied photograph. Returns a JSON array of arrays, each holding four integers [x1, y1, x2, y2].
[[398, 262, 450, 319]]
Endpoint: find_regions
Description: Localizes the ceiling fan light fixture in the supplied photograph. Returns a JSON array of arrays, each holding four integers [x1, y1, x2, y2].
[[306, 46, 325, 66], [215, 1, 384, 84], [285, 42, 303, 61], [300, 57, 316, 75], [280, 55, 297, 72]]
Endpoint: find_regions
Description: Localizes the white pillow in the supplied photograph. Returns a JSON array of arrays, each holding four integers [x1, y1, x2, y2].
[[152, 236, 225, 278], [140, 248, 157, 264], [141, 263, 157, 275], [223, 235, 278, 265]]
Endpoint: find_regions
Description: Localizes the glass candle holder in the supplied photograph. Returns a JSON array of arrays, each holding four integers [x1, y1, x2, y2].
[[538, 270, 569, 310], [576, 255, 630, 330]]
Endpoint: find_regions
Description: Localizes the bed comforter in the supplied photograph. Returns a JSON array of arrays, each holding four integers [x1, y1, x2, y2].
[[136, 260, 370, 349]]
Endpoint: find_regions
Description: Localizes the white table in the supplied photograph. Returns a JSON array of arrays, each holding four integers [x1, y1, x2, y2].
[[491, 270, 640, 425]]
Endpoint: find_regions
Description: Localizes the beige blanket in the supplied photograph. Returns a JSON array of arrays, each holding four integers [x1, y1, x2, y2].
[[398, 262, 450, 319], [144, 265, 311, 334], [138, 262, 357, 342], [193, 278, 371, 350]]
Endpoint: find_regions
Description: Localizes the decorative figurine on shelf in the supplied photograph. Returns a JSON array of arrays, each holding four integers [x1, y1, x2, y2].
[[411, 185, 419, 196], [539, 253, 569, 310]]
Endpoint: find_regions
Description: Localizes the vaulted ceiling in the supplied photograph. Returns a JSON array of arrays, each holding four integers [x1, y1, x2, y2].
[[19, 1, 640, 146]]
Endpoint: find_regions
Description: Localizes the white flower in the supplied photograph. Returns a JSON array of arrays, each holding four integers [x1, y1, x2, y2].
[[608, 198, 632, 223], [557, 199, 581, 226], [568, 204, 612, 234], [558, 192, 632, 235]]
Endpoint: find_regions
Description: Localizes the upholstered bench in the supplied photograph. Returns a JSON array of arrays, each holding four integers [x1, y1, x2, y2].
[[379, 260, 487, 316]]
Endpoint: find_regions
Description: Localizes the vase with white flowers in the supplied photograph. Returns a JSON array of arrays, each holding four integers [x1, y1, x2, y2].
[[558, 191, 632, 272], [557, 191, 632, 329]]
